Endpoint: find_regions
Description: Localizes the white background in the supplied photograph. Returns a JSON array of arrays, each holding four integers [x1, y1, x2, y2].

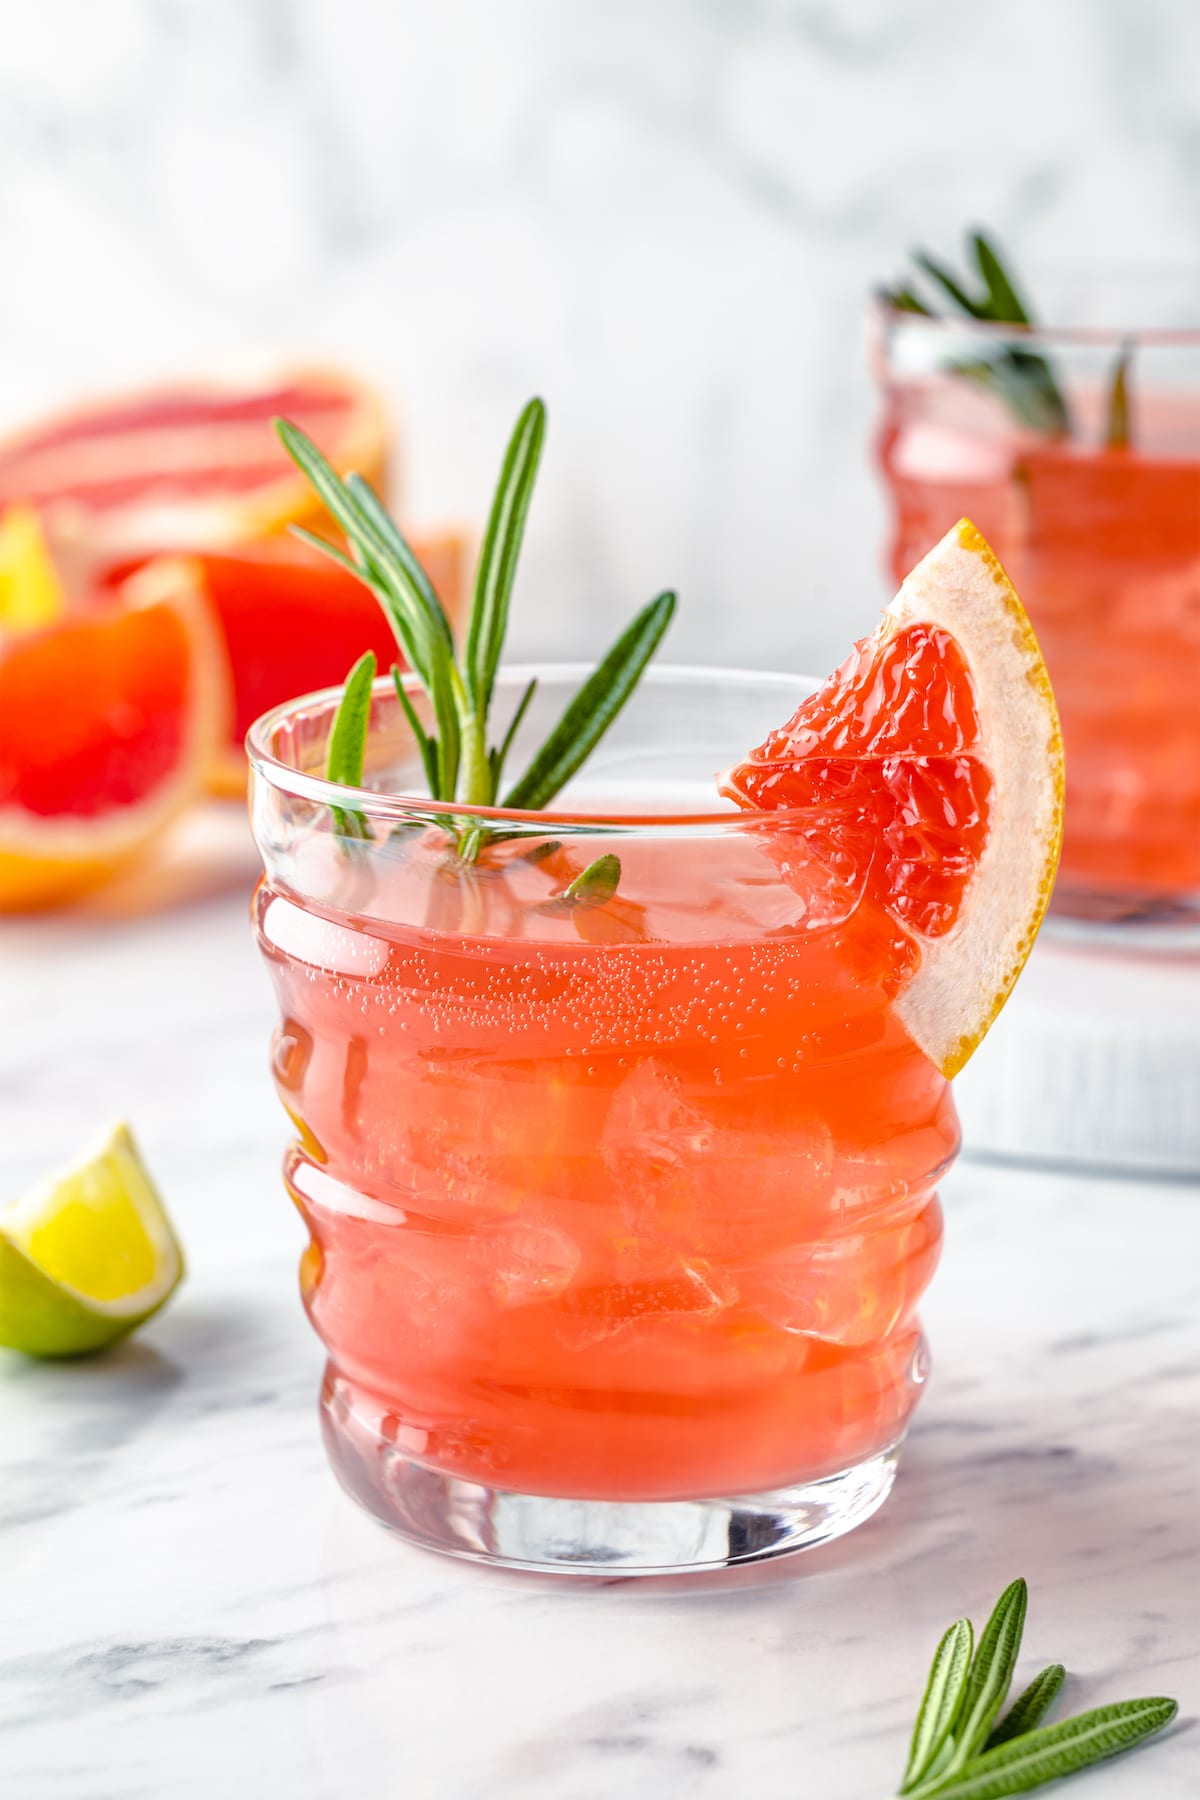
[[0, 0, 1196, 674]]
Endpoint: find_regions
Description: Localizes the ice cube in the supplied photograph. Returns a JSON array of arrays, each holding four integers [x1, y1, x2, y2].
[[475, 1219, 580, 1307], [602, 1059, 838, 1256], [559, 1240, 738, 1347], [739, 1198, 941, 1346]]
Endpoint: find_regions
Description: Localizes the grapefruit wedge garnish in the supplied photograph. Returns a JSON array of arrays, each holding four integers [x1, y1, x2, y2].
[[720, 519, 1063, 1076], [0, 559, 228, 910], [0, 364, 387, 558]]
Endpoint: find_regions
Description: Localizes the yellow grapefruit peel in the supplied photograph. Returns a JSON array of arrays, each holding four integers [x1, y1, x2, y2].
[[887, 519, 1063, 1076]]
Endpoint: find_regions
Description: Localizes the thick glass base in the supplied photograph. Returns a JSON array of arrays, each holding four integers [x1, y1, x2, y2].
[[320, 1380, 901, 1576]]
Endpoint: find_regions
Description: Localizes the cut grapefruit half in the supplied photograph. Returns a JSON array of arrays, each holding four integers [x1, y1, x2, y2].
[[0, 364, 387, 558], [720, 519, 1063, 1076], [0, 559, 229, 910], [103, 528, 468, 799]]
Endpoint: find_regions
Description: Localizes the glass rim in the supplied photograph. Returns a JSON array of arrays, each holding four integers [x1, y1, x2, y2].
[[245, 661, 816, 831], [869, 292, 1200, 349]]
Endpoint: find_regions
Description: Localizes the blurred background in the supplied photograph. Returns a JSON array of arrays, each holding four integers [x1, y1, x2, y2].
[[2, 0, 1196, 677]]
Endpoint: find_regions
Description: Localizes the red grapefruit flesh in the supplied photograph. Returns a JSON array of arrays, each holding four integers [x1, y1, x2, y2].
[[0, 560, 228, 909], [102, 530, 468, 797], [720, 520, 1063, 1076]]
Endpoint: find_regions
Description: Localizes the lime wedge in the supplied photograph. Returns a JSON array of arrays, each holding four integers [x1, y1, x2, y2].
[[0, 1123, 184, 1357]]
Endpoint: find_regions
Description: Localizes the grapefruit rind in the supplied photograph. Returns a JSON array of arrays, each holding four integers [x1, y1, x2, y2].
[[0, 363, 389, 558], [0, 558, 230, 910], [888, 520, 1063, 1076]]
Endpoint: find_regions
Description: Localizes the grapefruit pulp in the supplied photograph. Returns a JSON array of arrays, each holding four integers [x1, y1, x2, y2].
[[721, 519, 1063, 1075], [0, 559, 228, 909], [103, 531, 467, 797]]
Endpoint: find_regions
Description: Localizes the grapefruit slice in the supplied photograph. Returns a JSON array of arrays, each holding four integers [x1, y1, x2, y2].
[[0, 559, 228, 910], [103, 529, 468, 798], [0, 365, 387, 558], [720, 519, 1063, 1076]]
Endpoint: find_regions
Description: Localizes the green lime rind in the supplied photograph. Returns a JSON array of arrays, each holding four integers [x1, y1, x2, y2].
[[0, 1229, 169, 1358], [0, 1123, 184, 1360]]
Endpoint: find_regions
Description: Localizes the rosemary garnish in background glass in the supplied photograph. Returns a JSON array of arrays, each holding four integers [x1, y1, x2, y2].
[[273, 398, 674, 861], [881, 232, 1133, 450], [895, 1578, 1177, 1798]]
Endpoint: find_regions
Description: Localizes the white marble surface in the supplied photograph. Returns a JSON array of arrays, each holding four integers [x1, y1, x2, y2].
[[2, 832, 1199, 1799], [955, 932, 1200, 1176], [0, 0, 1197, 678]]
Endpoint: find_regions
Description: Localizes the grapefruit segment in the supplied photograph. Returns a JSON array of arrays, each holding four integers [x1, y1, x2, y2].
[[0, 558, 228, 909], [720, 520, 1063, 1076], [102, 529, 468, 798], [0, 365, 387, 557]]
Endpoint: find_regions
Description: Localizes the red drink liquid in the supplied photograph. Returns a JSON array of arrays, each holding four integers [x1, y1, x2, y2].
[[255, 824, 952, 1507]]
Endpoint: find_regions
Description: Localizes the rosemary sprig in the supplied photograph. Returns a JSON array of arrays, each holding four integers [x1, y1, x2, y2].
[[276, 400, 675, 857], [324, 649, 377, 842], [880, 231, 1072, 439], [895, 1580, 1177, 1800]]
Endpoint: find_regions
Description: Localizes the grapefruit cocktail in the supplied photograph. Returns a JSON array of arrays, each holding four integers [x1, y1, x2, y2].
[[873, 248, 1200, 921], [249, 403, 1061, 1573]]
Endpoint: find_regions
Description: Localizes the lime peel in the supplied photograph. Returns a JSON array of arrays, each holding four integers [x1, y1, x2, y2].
[[0, 1123, 184, 1358]]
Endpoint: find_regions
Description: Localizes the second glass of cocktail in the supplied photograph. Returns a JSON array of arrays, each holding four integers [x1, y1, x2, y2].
[[872, 248, 1200, 925]]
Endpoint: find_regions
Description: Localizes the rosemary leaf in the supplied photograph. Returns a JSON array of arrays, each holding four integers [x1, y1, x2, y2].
[[275, 420, 439, 684], [1104, 343, 1132, 450], [901, 1618, 975, 1793], [971, 232, 1032, 324], [504, 591, 675, 811], [952, 357, 1072, 439], [288, 524, 364, 578], [325, 650, 377, 842], [345, 473, 455, 654], [985, 1665, 1066, 1750], [391, 666, 439, 796], [564, 853, 621, 907], [880, 284, 933, 315], [920, 1697, 1177, 1799], [275, 421, 395, 580], [915, 250, 988, 319], [491, 676, 538, 799], [428, 652, 461, 803], [940, 1579, 1028, 1775], [464, 398, 546, 723]]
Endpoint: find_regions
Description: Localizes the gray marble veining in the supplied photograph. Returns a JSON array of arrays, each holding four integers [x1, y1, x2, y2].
[[2, 863, 1198, 1797]]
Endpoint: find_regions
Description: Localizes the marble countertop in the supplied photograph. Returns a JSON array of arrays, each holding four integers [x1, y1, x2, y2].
[[3, 832, 1198, 1800]]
